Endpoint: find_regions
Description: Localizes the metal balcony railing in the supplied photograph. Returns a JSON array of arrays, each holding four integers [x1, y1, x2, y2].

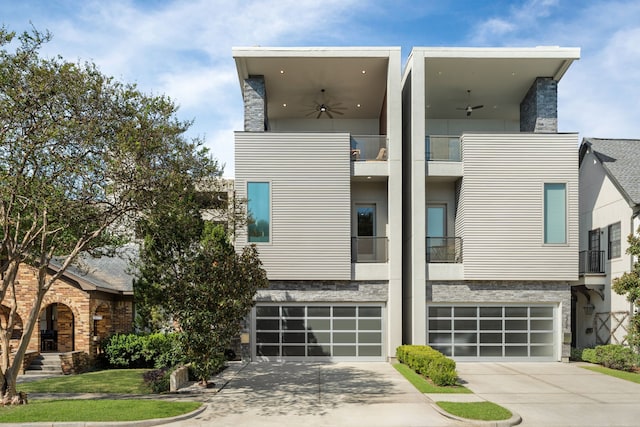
[[426, 237, 463, 263], [351, 236, 388, 263], [579, 250, 605, 274], [425, 135, 461, 161], [350, 135, 388, 161]]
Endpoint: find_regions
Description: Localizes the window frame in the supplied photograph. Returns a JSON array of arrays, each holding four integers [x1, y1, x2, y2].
[[247, 181, 272, 244], [543, 182, 567, 245], [608, 222, 621, 259]]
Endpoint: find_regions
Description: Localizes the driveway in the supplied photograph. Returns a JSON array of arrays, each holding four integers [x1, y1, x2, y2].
[[456, 362, 640, 427], [164, 362, 464, 427]]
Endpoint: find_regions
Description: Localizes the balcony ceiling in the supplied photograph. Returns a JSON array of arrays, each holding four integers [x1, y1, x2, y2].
[[422, 48, 579, 120], [234, 49, 391, 120]]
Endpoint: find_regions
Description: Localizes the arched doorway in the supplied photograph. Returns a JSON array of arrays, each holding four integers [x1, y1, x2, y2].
[[39, 303, 75, 353]]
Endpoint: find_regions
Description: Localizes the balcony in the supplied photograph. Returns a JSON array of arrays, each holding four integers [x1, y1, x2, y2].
[[351, 236, 388, 263], [350, 135, 387, 161], [579, 250, 605, 275], [426, 136, 461, 161], [426, 237, 463, 263]]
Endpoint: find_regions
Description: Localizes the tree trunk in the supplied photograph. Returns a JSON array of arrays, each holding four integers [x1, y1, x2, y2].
[[0, 332, 10, 395], [0, 291, 46, 401]]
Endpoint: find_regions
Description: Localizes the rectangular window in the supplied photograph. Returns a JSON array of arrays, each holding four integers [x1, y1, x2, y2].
[[544, 183, 566, 244], [247, 182, 270, 243], [608, 222, 621, 259]]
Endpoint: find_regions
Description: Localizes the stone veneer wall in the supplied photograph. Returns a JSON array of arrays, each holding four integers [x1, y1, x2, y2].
[[520, 77, 558, 133], [428, 280, 572, 360], [243, 75, 266, 132], [256, 281, 388, 303]]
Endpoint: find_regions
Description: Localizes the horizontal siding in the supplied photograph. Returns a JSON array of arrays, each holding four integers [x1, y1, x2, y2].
[[235, 132, 351, 280], [460, 133, 578, 280]]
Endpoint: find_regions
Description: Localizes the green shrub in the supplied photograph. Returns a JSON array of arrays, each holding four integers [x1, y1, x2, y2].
[[103, 334, 146, 368], [103, 333, 184, 369], [570, 347, 584, 361], [594, 344, 637, 372], [143, 367, 172, 393], [429, 357, 458, 386], [396, 345, 458, 386], [581, 348, 598, 364], [141, 333, 184, 369]]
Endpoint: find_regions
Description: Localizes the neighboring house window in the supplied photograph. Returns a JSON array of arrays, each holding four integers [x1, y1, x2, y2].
[[608, 222, 621, 259], [247, 182, 270, 243], [543, 183, 566, 244]]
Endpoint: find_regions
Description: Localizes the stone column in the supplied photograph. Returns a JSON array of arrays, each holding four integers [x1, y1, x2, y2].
[[520, 77, 557, 133], [243, 75, 267, 132]]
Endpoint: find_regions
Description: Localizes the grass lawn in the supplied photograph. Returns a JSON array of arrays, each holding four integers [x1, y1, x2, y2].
[[18, 369, 152, 394], [0, 399, 201, 423], [580, 365, 640, 384], [436, 401, 512, 421], [393, 363, 471, 394]]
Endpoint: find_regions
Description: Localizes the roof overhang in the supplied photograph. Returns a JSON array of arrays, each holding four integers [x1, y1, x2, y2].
[[232, 47, 399, 120], [410, 46, 580, 120]]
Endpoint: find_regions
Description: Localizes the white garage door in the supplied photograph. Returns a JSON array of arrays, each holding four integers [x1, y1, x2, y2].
[[254, 304, 384, 361], [427, 305, 556, 361]]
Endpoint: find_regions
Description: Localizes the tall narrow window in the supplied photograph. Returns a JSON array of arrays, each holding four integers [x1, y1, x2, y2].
[[544, 183, 566, 244], [608, 222, 621, 259], [247, 182, 270, 243]]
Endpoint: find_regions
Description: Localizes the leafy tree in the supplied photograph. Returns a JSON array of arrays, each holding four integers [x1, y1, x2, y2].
[[135, 200, 268, 385], [612, 226, 640, 351], [0, 27, 219, 399]]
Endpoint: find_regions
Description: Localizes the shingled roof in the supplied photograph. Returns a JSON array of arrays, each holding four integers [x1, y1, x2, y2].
[[581, 138, 640, 207], [51, 244, 137, 295]]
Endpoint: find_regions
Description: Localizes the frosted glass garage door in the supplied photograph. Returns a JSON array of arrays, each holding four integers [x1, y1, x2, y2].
[[427, 305, 556, 360], [254, 304, 384, 361]]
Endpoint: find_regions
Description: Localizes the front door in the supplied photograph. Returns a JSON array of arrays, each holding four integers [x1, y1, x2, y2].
[[426, 205, 446, 261], [356, 204, 376, 260], [588, 229, 601, 272]]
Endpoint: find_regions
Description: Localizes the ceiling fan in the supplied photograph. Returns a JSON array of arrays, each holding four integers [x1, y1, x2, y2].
[[304, 89, 346, 119], [456, 90, 484, 116]]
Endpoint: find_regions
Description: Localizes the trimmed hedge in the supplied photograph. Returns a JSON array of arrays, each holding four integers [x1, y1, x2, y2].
[[579, 345, 639, 372], [103, 333, 184, 369], [396, 345, 458, 386]]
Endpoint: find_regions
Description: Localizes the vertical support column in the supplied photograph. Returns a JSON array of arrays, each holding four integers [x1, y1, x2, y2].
[[243, 75, 267, 132], [520, 77, 557, 133]]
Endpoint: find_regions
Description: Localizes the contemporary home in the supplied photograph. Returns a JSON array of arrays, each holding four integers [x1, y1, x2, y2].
[[402, 47, 580, 362], [233, 47, 402, 361], [576, 138, 640, 349], [232, 45, 581, 362]]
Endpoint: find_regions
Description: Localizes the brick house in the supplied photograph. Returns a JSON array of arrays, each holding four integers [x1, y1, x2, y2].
[[7, 245, 135, 360]]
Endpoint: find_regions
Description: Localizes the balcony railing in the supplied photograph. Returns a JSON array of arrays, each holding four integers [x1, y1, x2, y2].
[[425, 135, 461, 161], [426, 237, 463, 263], [350, 135, 388, 161], [351, 236, 388, 263], [579, 250, 605, 274]]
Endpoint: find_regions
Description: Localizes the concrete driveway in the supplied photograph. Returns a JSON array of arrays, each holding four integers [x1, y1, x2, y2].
[[164, 362, 464, 427], [456, 362, 640, 427]]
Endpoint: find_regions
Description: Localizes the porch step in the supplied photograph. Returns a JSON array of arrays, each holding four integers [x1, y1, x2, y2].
[[24, 354, 63, 375]]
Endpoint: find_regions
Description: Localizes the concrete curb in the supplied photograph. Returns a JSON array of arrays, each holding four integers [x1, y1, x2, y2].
[[428, 401, 522, 427]]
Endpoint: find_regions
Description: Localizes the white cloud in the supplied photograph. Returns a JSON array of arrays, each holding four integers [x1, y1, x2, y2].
[[471, 0, 560, 45]]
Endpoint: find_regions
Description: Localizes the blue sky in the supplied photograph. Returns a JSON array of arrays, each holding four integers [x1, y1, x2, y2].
[[4, 0, 640, 176]]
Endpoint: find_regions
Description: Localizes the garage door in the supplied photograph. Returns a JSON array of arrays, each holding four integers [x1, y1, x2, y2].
[[254, 304, 384, 361], [427, 305, 556, 360]]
